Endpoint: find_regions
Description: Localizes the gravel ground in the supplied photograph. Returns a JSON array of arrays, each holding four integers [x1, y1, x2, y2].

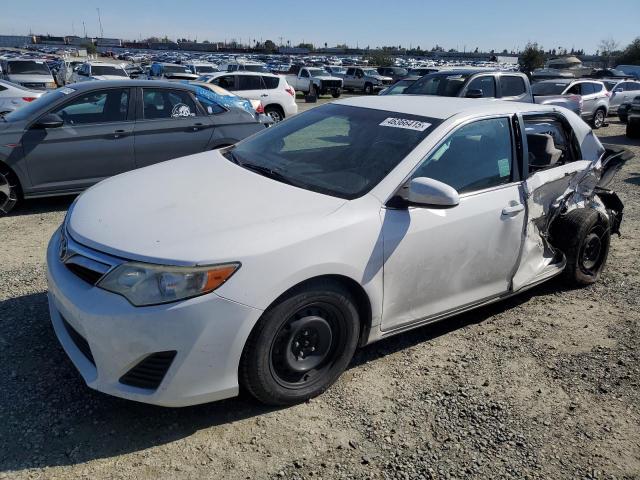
[[0, 109, 639, 479]]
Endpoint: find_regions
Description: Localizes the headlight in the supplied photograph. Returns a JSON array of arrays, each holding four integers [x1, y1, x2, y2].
[[46, 82, 56, 89], [97, 262, 240, 306]]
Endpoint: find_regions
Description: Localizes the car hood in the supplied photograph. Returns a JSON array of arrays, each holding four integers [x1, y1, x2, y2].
[[315, 75, 342, 81], [371, 75, 393, 81], [68, 150, 347, 265]]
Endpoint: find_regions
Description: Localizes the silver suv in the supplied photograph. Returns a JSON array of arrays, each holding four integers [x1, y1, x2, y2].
[[532, 79, 610, 128]]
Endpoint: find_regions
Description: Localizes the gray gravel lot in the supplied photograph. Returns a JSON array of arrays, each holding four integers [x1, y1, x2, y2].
[[0, 99, 639, 479]]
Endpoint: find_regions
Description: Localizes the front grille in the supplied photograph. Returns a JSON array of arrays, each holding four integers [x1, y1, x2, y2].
[[321, 80, 342, 89], [61, 316, 95, 365], [382, 79, 393, 85], [22, 82, 45, 89], [119, 351, 177, 390], [65, 263, 104, 285]]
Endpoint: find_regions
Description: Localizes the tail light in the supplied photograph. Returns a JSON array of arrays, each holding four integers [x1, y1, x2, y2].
[[605, 91, 612, 98], [285, 86, 295, 97], [22, 97, 37, 102], [255, 103, 264, 114]]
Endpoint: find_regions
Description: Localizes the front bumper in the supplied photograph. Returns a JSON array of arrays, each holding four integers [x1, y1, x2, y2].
[[46, 228, 263, 407]]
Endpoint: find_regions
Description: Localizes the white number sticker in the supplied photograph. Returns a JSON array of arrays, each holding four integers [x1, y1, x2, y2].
[[379, 117, 431, 131]]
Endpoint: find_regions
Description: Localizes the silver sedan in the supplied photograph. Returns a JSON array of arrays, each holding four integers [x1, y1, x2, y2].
[[0, 79, 44, 116]]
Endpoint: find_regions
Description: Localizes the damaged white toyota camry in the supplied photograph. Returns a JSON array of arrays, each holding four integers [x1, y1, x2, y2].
[[47, 96, 631, 407]]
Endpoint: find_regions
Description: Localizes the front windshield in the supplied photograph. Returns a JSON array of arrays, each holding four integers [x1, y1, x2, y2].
[[196, 65, 218, 73], [243, 64, 269, 73], [163, 65, 192, 74], [225, 104, 440, 199], [91, 66, 127, 76], [404, 73, 470, 96], [7, 60, 51, 75], [4, 90, 66, 122], [531, 82, 568, 95], [384, 80, 414, 95], [307, 68, 326, 76]]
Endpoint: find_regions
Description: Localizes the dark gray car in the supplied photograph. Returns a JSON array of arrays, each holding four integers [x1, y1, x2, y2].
[[0, 80, 268, 214]]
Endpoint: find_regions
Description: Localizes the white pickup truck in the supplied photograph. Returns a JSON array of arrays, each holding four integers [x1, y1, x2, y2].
[[285, 66, 343, 98]]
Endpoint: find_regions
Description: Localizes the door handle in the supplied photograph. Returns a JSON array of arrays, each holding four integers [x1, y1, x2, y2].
[[190, 123, 205, 131], [502, 203, 525, 216], [113, 129, 127, 139], [260, 94, 268, 97]]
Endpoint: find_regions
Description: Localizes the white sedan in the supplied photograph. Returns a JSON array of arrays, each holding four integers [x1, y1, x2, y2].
[[46, 96, 630, 407], [0, 79, 44, 116]]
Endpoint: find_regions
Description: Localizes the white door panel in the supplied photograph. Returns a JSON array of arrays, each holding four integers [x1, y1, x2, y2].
[[381, 184, 525, 330]]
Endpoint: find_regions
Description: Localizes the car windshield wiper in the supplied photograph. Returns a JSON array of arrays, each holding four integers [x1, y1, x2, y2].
[[240, 162, 298, 187]]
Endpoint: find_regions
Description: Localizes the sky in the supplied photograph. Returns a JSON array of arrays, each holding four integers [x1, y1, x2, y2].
[[1, 0, 639, 54]]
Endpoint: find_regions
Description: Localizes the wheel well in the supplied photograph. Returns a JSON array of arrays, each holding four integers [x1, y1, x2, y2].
[[267, 275, 373, 347], [264, 104, 284, 115], [0, 160, 23, 199]]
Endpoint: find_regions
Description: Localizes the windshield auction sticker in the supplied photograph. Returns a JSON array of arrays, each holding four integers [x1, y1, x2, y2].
[[379, 117, 431, 131]]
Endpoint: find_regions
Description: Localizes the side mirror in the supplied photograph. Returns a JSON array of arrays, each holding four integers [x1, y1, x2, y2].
[[406, 177, 459, 208], [33, 113, 64, 129], [465, 88, 484, 99]]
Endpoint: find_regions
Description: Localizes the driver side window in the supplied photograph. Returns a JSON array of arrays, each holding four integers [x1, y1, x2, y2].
[[51, 89, 129, 125], [412, 118, 513, 194]]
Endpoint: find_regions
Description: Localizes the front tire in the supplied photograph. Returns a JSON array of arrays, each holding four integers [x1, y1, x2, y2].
[[240, 280, 360, 405], [552, 208, 611, 286], [0, 166, 20, 216], [331, 88, 341, 98], [364, 83, 373, 95], [592, 108, 606, 129]]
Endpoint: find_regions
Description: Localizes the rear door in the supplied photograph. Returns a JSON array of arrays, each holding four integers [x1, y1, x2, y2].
[[21, 87, 135, 193], [499, 74, 531, 102], [133, 87, 214, 168], [233, 74, 267, 102]]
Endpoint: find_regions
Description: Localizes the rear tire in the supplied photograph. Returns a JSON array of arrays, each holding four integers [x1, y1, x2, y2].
[[626, 119, 640, 139], [264, 105, 284, 123], [240, 280, 360, 406], [0, 166, 20, 216], [591, 108, 606, 129], [551, 208, 610, 286]]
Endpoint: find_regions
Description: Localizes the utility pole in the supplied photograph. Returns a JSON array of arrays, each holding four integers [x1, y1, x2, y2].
[[96, 8, 104, 38], [82, 21, 87, 39]]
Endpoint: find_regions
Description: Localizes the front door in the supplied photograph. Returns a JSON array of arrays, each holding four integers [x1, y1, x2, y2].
[[381, 117, 525, 330], [133, 87, 214, 168], [22, 87, 134, 193]]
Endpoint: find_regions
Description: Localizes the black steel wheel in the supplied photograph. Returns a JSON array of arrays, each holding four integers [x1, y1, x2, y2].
[[551, 208, 610, 286], [240, 280, 360, 405]]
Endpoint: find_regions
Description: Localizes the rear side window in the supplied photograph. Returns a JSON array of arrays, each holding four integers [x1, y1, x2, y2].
[[627, 82, 640, 92], [262, 76, 280, 89], [412, 118, 513, 193], [237, 75, 264, 90], [501, 76, 526, 97], [52, 88, 129, 125], [523, 116, 577, 171], [142, 88, 198, 120], [467, 76, 496, 97], [212, 75, 235, 90]]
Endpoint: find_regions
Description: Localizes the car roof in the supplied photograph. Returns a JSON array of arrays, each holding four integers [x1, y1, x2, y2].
[[207, 71, 278, 78], [333, 95, 557, 120], [65, 79, 196, 91]]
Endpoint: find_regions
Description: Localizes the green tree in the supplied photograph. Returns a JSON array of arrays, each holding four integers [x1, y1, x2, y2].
[[365, 51, 394, 67], [263, 39, 276, 53], [616, 37, 640, 65], [83, 42, 97, 55], [519, 42, 545, 75]]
